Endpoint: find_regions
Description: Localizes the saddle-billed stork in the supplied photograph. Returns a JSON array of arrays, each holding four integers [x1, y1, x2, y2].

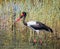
[[16, 11, 53, 32], [16, 12, 53, 39]]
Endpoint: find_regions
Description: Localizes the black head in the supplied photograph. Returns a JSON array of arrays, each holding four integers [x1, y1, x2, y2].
[[16, 12, 27, 22], [21, 12, 26, 17], [20, 12, 26, 18]]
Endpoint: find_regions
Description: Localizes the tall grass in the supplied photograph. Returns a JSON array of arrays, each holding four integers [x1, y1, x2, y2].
[[0, 0, 60, 49]]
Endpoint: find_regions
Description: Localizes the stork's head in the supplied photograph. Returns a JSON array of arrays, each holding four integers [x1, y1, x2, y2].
[[15, 12, 26, 22], [20, 12, 26, 18]]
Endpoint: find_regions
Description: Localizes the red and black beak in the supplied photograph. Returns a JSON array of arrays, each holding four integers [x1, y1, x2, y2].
[[20, 15, 23, 18], [15, 14, 23, 22]]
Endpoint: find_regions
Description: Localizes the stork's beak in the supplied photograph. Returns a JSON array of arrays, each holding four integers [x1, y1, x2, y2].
[[20, 15, 23, 18], [15, 13, 24, 22], [19, 13, 24, 19], [15, 16, 23, 22]]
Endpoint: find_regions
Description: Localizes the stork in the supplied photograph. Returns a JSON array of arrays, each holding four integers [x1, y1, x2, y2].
[[15, 12, 53, 42]]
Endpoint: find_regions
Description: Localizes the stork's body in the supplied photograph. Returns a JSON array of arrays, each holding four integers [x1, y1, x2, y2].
[[16, 12, 53, 42], [26, 21, 53, 33]]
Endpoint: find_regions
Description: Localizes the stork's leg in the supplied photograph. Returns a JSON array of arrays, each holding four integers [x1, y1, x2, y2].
[[32, 30, 35, 40], [36, 31, 43, 46], [36, 30, 40, 38], [29, 29, 32, 42]]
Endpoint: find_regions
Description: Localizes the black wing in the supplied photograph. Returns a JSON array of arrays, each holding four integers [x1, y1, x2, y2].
[[30, 22, 45, 30], [30, 22, 53, 32]]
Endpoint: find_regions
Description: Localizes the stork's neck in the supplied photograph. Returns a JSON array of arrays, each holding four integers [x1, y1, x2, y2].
[[23, 16, 27, 26]]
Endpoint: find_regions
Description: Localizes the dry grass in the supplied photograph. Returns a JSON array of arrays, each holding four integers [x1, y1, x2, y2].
[[0, 0, 60, 49]]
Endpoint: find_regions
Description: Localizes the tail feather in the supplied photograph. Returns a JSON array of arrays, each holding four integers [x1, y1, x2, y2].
[[48, 27, 53, 32], [43, 26, 53, 33]]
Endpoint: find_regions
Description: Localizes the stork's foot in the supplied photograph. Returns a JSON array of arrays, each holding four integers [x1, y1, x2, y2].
[[33, 39, 37, 46], [38, 39, 43, 45]]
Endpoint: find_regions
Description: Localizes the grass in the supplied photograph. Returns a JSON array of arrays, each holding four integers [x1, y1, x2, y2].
[[0, 0, 60, 49]]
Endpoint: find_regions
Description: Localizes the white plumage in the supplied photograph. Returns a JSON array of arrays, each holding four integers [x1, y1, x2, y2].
[[27, 21, 36, 26], [27, 21, 40, 33]]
